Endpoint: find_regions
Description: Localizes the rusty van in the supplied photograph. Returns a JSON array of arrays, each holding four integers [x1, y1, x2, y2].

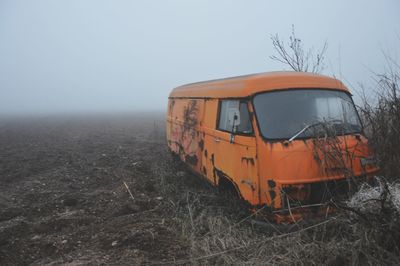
[[166, 72, 378, 222]]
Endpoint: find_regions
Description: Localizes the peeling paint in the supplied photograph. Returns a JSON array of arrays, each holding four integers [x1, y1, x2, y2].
[[198, 139, 204, 150], [202, 166, 207, 175], [241, 179, 255, 191], [184, 154, 198, 166], [268, 180, 276, 188], [241, 157, 255, 166], [269, 190, 276, 201]]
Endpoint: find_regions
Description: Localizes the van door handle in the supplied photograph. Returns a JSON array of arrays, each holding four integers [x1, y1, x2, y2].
[[214, 137, 221, 143]]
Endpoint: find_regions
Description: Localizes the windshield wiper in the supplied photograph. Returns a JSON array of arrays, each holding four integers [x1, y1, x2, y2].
[[288, 121, 323, 142], [288, 119, 348, 142]]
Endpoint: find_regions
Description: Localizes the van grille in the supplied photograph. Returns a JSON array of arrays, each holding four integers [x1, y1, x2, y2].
[[282, 178, 360, 208]]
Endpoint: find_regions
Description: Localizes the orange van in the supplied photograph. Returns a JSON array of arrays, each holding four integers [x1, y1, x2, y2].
[[166, 72, 378, 222]]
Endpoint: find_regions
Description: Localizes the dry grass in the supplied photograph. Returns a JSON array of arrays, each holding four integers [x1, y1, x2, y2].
[[149, 150, 400, 265]]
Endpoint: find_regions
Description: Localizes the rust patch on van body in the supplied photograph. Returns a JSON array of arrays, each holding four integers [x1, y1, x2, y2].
[[241, 179, 255, 191], [184, 154, 198, 166], [167, 99, 204, 172], [268, 180, 276, 188], [202, 166, 207, 175], [183, 100, 198, 128], [198, 139, 204, 150], [241, 157, 255, 166]]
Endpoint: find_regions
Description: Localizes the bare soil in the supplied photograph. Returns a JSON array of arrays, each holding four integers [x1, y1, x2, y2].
[[2, 112, 399, 265], [0, 112, 210, 265]]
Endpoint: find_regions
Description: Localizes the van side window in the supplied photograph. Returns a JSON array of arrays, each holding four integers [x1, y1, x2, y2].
[[218, 100, 253, 134]]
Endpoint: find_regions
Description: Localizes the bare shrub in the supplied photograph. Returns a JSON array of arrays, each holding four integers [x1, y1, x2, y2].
[[311, 122, 358, 179], [358, 52, 400, 179], [270, 25, 328, 73]]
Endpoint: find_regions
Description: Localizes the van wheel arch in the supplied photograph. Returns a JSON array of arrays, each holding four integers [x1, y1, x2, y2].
[[218, 174, 242, 199]]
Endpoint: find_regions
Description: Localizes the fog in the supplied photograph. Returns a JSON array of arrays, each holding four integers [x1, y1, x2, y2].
[[0, 0, 398, 115]]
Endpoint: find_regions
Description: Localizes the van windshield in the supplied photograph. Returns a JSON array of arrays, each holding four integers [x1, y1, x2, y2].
[[253, 89, 362, 140]]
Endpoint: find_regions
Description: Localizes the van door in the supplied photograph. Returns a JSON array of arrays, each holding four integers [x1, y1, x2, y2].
[[202, 99, 259, 205]]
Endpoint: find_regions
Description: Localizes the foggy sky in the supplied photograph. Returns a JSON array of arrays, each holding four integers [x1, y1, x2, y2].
[[0, 0, 399, 115]]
